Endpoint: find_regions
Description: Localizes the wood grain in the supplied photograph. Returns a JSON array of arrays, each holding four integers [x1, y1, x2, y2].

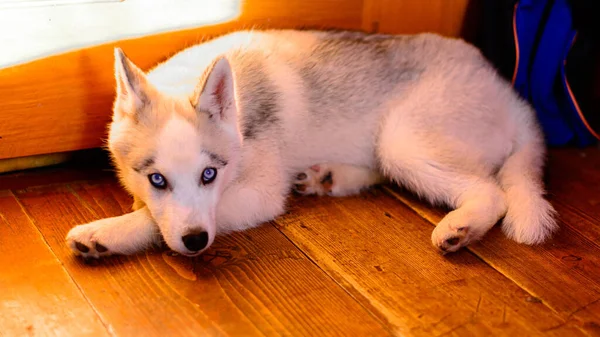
[[546, 148, 600, 243], [13, 180, 391, 336], [3, 147, 600, 336], [275, 189, 583, 336], [383, 148, 600, 335], [0, 190, 108, 336]]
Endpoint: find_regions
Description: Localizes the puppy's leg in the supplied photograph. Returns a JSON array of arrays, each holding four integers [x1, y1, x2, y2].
[[66, 207, 160, 258], [293, 163, 384, 197], [377, 133, 507, 252], [430, 180, 507, 252], [216, 179, 289, 233], [384, 158, 506, 252], [216, 152, 289, 233]]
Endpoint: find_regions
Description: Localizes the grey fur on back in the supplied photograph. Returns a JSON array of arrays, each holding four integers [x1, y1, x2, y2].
[[299, 31, 422, 123], [224, 30, 495, 143]]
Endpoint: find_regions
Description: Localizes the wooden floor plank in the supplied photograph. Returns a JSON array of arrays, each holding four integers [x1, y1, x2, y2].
[[13, 180, 391, 337], [383, 147, 600, 336], [274, 189, 583, 336], [0, 190, 109, 337], [4, 147, 598, 336], [546, 148, 600, 243], [385, 183, 600, 336]]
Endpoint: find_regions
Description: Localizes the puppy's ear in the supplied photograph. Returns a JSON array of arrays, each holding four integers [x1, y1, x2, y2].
[[113, 48, 154, 121], [194, 57, 237, 124]]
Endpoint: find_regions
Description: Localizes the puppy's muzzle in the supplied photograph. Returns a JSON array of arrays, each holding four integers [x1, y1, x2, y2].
[[182, 231, 209, 253]]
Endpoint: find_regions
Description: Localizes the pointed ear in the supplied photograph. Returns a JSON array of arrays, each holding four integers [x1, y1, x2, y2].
[[113, 48, 152, 119], [194, 57, 236, 122]]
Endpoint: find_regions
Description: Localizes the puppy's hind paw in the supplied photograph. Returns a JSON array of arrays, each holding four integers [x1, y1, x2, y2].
[[431, 215, 471, 254], [293, 165, 334, 196]]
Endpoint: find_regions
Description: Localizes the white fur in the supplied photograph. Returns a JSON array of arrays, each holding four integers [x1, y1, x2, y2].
[[66, 29, 557, 258]]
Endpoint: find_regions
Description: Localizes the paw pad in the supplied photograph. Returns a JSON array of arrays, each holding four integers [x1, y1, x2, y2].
[[70, 239, 110, 259], [294, 184, 307, 192], [320, 172, 333, 191], [75, 242, 90, 253], [293, 166, 335, 196], [445, 237, 460, 246], [95, 243, 109, 253]]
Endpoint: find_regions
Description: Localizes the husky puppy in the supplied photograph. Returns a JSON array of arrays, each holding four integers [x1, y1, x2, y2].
[[66, 30, 557, 258]]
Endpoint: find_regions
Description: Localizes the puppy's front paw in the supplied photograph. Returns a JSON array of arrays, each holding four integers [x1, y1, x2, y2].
[[66, 218, 119, 259], [293, 165, 334, 196]]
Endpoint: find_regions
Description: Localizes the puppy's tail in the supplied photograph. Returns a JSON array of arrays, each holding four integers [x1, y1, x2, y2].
[[498, 125, 558, 244]]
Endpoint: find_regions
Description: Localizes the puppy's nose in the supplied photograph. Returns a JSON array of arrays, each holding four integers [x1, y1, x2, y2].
[[182, 231, 209, 252]]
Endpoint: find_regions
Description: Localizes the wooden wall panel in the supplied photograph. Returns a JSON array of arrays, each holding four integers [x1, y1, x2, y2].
[[0, 0, 470, 161], [0, 0, 363, 160], [362, 0, 470, 35]]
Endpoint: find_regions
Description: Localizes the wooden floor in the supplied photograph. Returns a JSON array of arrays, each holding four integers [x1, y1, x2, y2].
[[1, 147, 600, 336]]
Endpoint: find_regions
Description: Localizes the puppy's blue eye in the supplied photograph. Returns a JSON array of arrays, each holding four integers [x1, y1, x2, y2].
[[201, 167, 217, 185], [148, 173, 167, 189]]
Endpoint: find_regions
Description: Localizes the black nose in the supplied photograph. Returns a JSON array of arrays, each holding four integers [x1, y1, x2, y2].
[[182, 231, 209, 252]]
